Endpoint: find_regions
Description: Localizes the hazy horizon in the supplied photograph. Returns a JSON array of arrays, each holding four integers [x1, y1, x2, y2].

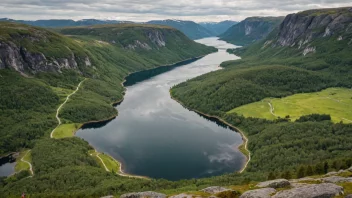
[[0, 0, 351, 22]]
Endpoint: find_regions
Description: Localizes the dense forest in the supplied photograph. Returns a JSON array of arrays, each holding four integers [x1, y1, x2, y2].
[[0, 22, 216, 156]]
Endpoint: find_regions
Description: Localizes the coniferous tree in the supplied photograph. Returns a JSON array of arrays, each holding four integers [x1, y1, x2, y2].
[[305, 165, 313, 176], [297, 166, 305, 178], [324, 161, 329, 174]]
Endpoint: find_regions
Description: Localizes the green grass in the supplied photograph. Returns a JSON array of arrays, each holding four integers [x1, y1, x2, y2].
[[52, 123, 82, 139], [228, 88, 352, 123], [14, 150, 31, 172], [98, 153, 121, 173]]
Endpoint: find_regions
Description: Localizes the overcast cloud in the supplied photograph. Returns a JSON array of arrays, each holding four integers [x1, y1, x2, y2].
[[0, 0, 351, 22]]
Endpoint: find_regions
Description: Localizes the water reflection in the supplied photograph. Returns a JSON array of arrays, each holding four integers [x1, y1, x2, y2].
[[76, 37, 245, 180]]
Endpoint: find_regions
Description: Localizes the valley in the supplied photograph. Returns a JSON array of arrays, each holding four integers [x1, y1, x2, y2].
[[0, 5, 351, 198]]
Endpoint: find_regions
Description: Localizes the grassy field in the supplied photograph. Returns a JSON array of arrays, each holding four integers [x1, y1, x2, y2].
[[52, 123, 82, 139], [15, 150, 31, 172], [89, 150, 120, 173], [228, 88, 352, 123]]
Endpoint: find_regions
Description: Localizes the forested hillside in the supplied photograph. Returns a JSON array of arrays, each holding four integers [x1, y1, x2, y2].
[[0, 22, 216, 156], [147, 20, 214, 39], [219, 17, 284, 46], [171, 7, 352, 189]]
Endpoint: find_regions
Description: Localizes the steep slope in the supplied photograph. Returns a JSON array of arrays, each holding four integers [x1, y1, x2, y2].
[[0, 22, 216, 156], [170, 7, 352, 185], [0, 22, 91, 74], [147, 19, 214, 39], [230, 7, 352, 75], [199, 20, 238, 36], [0, 18, 131, 27], [219, 17, 284, 46]]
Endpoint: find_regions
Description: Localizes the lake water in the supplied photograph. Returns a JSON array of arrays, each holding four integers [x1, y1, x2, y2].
[[76, 37, 245, 180], [0, 154, 16, 177]]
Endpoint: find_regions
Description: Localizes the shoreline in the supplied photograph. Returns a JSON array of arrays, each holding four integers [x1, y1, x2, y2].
[[170, 94, 251, 174], [72, 54, 212, 179]]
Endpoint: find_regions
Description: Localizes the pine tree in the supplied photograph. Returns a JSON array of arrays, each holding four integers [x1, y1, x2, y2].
[[324, 161, 329, 174], [284, 170, 292, 179], [305, 165, 313, 176], [268, 172, 276, 180], [297, 166, 305, 178]]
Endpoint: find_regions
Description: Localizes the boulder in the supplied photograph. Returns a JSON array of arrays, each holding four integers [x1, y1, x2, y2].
[[256, 179, 290, 188], [348, 167, 352, 172], [239, 188, 276, 198], [169, 194, 198, 198], [325, 171, 338, 176], [120, 191, 166, 198], [290, 177, 316, 183], [272, 183, 343, 198], [100, 196, 114, 198], [322, 176, 352, 183], [201, 186, 230, 194], [345, 194, 352, 198]]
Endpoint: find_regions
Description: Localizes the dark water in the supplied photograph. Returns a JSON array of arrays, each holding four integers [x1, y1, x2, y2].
[[0, 154, 16, 177], [76, 37, 245, 180]]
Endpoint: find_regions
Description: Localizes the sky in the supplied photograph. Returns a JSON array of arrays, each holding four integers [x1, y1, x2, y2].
[[0, 0, 351, 22]]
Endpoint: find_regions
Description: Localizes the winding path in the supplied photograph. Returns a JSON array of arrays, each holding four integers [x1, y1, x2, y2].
[[96, 154, 109, 172], [50, 79, 85, 138], [21, 150, 33, 176], [268, 101, 278, 117], [90, 150, 148, 179]]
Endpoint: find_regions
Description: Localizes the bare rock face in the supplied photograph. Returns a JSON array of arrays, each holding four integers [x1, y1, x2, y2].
[[239, 188, 276, 198], [120, 191, 166, 198], [201, 186, 230, 194], [0, 40, 89, 74], [276, 8, 352, 48], [322, 176, 352, 183], [272, 183, 343, 198], [256, 179, 291, 189]]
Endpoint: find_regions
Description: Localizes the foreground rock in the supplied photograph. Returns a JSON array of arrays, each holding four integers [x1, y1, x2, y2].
[[120, 191, 166, 198], [240, 188, 276, 198], [256, 179, 291, 188], [201, 186, 230, 194], [272, 183, 343, 198], [322, 176, 352, 183], [169, 194, 199, 198]]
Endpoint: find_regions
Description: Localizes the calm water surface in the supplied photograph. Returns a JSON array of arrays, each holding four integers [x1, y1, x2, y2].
[[76, 37, 245, 180], [0, 155, 16, 177]]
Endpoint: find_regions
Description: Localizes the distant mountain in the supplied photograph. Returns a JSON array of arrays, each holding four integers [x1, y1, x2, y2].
[[199, 20, 238, 36], [219, 17, 284, 46], [0, 18, 133, 27], [146, 19, 214, 40]]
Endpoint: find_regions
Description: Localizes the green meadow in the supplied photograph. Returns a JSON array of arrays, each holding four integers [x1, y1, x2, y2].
[[228, 88, 352, 123]]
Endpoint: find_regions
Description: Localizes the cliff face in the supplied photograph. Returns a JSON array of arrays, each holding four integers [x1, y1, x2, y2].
[[232, 7, 352, 66], [0, 22, 91, 74], [275, 7, 352, 48], [219, 17, 284, 46], [146, 20, 214, 40], [59, 24, 191, 51]]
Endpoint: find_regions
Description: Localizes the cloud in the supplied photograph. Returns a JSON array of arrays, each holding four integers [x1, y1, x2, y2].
[[0, 0, 351, 22]]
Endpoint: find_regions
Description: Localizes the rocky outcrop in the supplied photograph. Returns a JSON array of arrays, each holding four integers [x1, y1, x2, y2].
[[322, 176, 352, 183], [240, 188, 276, 198], [169, 193, 199, 198], [120, 191, 166, 198], [220, 17, 284, 46], [0, 40, 90, 74], [256, 179, 291, 188], [272, 183, 343, 198], [277, 8, 352, 47], [201, 186, 230, 194]]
